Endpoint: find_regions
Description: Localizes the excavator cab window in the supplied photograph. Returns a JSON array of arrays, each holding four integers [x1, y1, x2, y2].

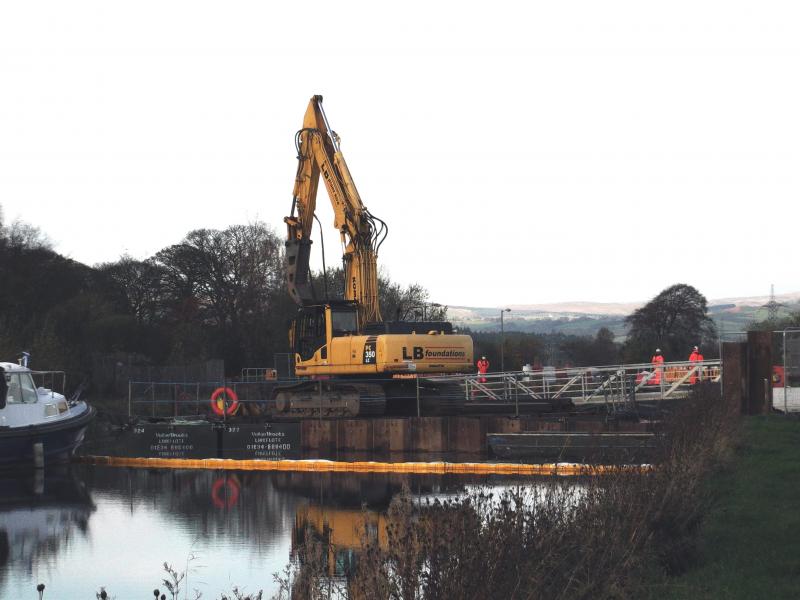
[[330, 307, 358, 337], [294, 307, 327, 361]]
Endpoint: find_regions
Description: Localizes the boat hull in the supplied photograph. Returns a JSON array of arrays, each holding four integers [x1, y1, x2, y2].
[[0, 406, 95, 467]]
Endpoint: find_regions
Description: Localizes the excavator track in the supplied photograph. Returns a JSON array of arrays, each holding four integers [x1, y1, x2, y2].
[[272, 381, 386, 418], [272, 378, 467, 419]]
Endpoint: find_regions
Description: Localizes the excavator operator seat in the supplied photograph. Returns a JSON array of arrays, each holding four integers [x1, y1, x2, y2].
[[292, 302, 360, 362], [330, 305, 358, 337], [294, 306, 327, 361]]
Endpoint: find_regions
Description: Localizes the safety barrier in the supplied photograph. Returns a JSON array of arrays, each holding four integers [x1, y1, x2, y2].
[[127, 379, 278, 419], [240, 367, 278, 381], [126, 359, 721, 419], [77, 454, 650, 476], [449, 359, 722, 412]]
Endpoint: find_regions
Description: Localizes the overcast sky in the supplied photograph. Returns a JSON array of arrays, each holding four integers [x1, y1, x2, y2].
[[1, 1, 797, 307]]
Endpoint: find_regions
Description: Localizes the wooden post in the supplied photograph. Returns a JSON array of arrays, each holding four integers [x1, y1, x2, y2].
[[722, 341, 747, 414]]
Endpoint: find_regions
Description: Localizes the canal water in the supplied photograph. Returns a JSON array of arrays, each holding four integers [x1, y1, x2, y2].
[[0, 465, 534, 599]]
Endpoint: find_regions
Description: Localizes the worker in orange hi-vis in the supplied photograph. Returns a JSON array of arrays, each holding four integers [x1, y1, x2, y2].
[[476, 356, 490, 384], [688, 345, 704, 384], [650, 348, 664, 385]]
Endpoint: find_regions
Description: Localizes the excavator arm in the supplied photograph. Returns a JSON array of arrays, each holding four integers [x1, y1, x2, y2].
[[285, 95, 387, 325]]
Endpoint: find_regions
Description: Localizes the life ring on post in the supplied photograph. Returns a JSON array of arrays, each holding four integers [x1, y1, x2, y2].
[[210, 387, 239, 416]]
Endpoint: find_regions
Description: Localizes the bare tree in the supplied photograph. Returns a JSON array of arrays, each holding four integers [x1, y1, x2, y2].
[[5, 218, 53, 250], [153, 222, 285, 368], [96, 256, 167, 325]]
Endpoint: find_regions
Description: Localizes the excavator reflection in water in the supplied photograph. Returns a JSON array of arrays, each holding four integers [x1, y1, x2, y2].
[[285, 470, 516, 582], [275, 96, 473, 418], [292, 504, 388, 579]]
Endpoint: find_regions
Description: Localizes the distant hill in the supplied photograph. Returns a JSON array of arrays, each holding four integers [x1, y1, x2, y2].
[[448, 292, 800, 338]]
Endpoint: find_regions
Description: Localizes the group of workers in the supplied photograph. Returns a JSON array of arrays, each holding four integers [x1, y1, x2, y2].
[[650, 345, 705, 385], [474, 345, 706, 386]]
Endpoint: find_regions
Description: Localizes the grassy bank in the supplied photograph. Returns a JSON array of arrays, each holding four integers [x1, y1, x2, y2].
[[656, 415, 800, 599]]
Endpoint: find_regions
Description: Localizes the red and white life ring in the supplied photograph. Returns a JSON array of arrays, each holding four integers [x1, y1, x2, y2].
[[210, 387, 239, 416]]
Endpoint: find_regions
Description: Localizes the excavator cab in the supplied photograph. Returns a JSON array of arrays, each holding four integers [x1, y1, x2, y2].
[[291, 301, 360, 362]]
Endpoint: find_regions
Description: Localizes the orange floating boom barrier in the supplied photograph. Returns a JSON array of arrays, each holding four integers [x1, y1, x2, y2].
[[77, 455, 651, 476]]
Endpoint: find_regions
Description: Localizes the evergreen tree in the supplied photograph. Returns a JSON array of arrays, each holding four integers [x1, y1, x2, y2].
[[624, 284, 716, 362]]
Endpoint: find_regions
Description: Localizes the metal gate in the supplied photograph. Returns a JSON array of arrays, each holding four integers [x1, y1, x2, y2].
[[774, 329, 800, 413]]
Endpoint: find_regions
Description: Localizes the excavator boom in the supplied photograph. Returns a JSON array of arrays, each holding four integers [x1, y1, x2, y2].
[[285, 95, 386, 324]]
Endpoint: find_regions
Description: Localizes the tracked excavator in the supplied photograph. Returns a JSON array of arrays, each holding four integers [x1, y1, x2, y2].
[[274, 95, 474, 417]]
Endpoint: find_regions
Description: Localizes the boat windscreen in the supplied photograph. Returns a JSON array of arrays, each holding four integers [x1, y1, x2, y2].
[[20, 373, 37, 403], [0, 367, 6, 408], [6, 373, 37, 404]]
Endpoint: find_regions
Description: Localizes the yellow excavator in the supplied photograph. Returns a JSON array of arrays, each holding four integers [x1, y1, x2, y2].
[[275, 95, 474, 417]]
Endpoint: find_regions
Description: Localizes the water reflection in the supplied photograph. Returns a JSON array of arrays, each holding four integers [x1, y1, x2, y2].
[[0, 468, 94, 591], [293, 503, 388, 580], [1, 466, 537, 598]]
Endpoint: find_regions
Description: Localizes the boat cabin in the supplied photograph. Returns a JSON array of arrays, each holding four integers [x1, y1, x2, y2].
[[0, 362, 70, 424]]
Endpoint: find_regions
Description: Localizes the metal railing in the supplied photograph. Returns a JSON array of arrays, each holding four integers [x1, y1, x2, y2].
[[127, 359, 720, 420], [774, 329, 800, 413], [432, 359, 721, 414], [127, 379, 279, 419], [30, 370, 67, 399], [240, 367, 278, 382]]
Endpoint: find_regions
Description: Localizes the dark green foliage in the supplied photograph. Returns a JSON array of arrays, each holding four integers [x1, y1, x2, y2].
[[151, 224, 286, 369], [0, 218, 288, 386], [471, 328, 621, 370], [749, 310, 800, 331], [0, 210, 711, 391], [0, 212, 457, 393], [0, 240, 100, 373], [624, 283, 717, 362], [561, 327, 621, 366], [307, 266, 447, 323]]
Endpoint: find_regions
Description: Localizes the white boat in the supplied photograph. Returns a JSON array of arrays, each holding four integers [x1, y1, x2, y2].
[[0, 359, 94, 467]]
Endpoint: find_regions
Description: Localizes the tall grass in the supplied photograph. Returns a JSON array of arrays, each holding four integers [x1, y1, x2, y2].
[[282, 383, 739, 600]]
